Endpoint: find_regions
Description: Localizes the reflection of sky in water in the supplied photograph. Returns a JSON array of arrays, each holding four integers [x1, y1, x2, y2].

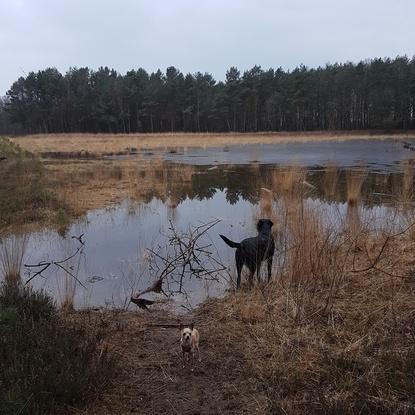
[[24, 192, 256, 311], [155, 139, 411, 171]]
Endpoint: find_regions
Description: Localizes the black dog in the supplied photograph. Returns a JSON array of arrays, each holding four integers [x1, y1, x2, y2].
[[220, 219, 275, 289]]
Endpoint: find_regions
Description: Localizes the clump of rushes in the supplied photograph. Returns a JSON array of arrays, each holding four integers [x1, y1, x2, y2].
[[0, 234, 27, 286]]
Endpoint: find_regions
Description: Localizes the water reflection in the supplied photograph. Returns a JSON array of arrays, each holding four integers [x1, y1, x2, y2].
[[136, 162, 411, 208], [24, 193, 254, 311]]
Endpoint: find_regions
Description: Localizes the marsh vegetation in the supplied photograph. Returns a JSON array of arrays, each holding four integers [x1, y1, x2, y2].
[[0, 137, 70, 231]]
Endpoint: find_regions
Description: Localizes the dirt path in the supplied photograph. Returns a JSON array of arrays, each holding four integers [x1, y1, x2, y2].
[[84, 306, 250, 415]]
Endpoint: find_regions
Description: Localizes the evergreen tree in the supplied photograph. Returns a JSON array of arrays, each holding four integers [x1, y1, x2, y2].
[[2, 56, 415, 134]]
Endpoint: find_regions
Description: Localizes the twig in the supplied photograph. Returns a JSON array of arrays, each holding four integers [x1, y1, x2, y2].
[[24, 234, 86, 288]]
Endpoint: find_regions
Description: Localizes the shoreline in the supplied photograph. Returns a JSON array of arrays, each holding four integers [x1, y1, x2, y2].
[[10, 130, 415, 154]]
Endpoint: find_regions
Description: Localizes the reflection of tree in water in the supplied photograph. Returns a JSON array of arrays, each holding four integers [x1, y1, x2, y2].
[[138, 161, 407, 208], [190, 166, 264, 204], [225, 189, 241, 205]]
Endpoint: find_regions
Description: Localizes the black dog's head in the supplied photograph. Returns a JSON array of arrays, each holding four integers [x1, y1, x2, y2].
[[257, 219, 274, 234]]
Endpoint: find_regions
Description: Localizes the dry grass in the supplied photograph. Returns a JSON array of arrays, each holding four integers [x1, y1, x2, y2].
[[0, 234, 27, 286], [231, 165, 415, 412], [393, 160, 415, 240], [400, 160, 415, 203], [10, 131, 415, 155], [346, 169, 367, 206], [260, 187, 273, 218], [0, 137, 70, 234], [58, 249, 80, 312], [323, 163, 339, 199], [271, 165, 306, 201], [197, 251, 415, 413], [200, 195, 415, 413]]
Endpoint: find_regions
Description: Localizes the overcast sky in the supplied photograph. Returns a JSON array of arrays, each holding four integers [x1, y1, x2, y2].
[[1, 0, 414, 95]]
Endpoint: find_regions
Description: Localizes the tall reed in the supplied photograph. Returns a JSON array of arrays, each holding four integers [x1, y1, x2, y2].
[[322, 163, 338, 199], [346, 169, 367, 206], [0, 234, 27, 286]]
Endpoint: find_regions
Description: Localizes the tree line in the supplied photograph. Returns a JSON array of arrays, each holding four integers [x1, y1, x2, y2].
[[1, 56, 415, 135]]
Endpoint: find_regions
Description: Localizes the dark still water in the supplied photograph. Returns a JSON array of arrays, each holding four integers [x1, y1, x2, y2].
[[11, 139, 415, 311]]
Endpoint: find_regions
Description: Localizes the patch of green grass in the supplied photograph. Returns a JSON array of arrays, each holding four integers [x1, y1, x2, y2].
[[56, 207, 71, 236], [0, 307, 18, 325], [0, 283, 114, 414], [0, 137, 26, 158]]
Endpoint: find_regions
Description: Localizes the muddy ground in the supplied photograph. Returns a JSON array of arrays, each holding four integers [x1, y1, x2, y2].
[[81, 301, 256, 415]]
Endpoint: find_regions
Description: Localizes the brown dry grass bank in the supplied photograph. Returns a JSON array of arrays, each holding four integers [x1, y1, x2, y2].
[[0, 137, 70, 234], [10, 130, 415, 155]]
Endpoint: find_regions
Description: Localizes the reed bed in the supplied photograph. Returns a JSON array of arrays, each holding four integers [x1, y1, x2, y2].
[[241, 165, 415, 413]]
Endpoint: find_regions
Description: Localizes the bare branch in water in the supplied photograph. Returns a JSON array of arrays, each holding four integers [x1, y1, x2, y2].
[[24, 234, 86, 288], [145, 219, 226, 297]]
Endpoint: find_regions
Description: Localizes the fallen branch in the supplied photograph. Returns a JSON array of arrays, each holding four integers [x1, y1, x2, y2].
[[145, 219, 225, 302]]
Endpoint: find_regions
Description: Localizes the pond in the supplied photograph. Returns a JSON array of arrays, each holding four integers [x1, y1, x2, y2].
[[9, 139, 415, 311]]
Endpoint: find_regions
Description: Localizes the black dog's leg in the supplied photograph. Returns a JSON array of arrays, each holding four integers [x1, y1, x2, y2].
[[256, 260, 262, 283], [248, 264, 256, 287], [235, 250, 243, 289], [267, 256, 273, 282]]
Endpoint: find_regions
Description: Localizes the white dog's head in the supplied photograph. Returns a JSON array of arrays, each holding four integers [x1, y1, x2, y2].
[[180, 323, 194, 348], [181, 327, 192, 344]]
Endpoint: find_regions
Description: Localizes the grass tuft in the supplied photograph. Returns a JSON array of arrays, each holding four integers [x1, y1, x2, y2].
[[0, 235, 27, 286]]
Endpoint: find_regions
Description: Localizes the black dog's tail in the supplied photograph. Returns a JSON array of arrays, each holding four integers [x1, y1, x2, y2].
[[219, 234, 241, 249]]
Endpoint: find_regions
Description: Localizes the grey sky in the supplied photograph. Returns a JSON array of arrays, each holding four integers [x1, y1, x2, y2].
[[1, 0, 414, 95]]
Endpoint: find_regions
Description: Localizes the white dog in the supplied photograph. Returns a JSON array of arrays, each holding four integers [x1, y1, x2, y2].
[[180, 323, 201, 370]]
